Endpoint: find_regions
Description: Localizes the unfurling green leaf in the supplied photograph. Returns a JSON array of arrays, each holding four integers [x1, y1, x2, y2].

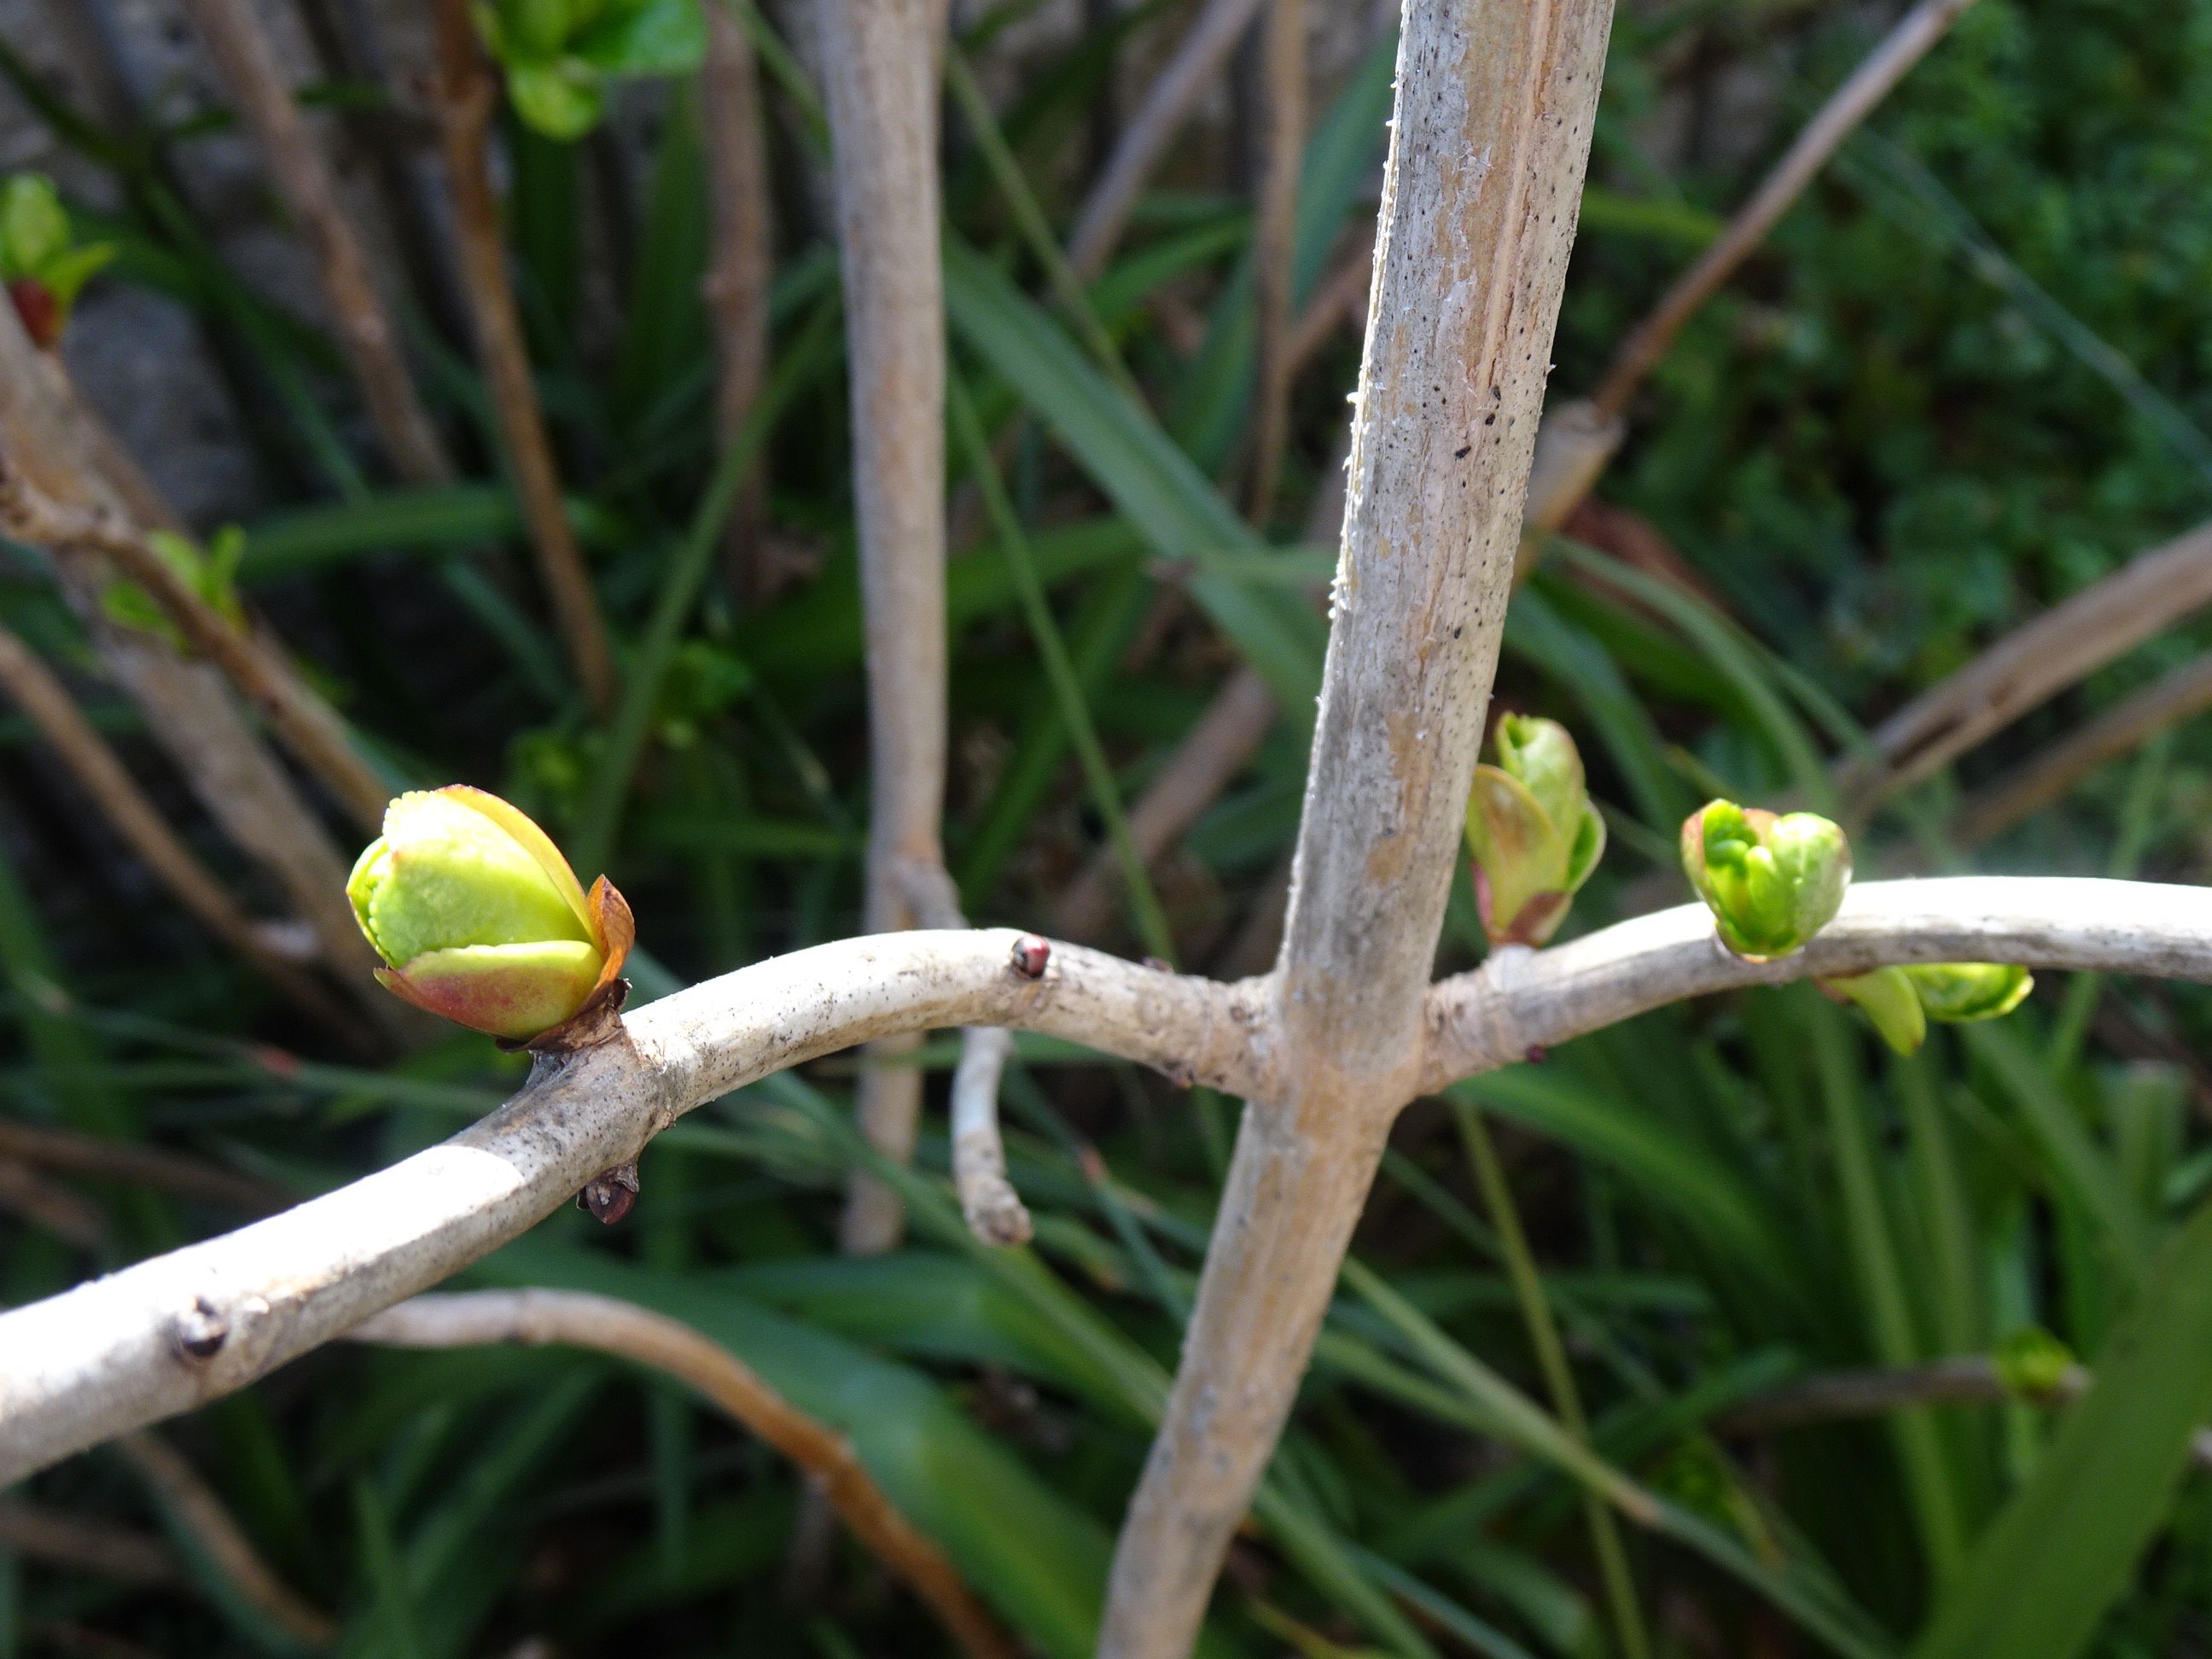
[[1680, 799, 1850, 960], [1826, 966, 1928, 1057], [1464, 714, 1605, 946], [0, 174, 113, 345], [1993, 1325, 2078, 1400], [476, 0, 702, 138], [348, 785, 632, 1039], [1826, 961, 2034, 1055]]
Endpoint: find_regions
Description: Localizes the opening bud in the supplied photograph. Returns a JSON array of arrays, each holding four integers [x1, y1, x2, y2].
[[1824, 961, 2034, 1056], [1464, 714, 1605, 947], [347, 786, 632, 1040], [1680, 800, 1850, 961]]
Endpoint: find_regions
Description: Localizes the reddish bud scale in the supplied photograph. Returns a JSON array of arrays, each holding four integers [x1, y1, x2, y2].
[[1010, 934, 1051, 979], [9, 278, 58, 348]]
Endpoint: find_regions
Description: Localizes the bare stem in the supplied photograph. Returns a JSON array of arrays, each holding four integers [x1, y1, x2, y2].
[[1064, 0, 1271, 282], [1244, 0, 1307, 523], [178, 0, 451, 486], [431, 0, 618, 712], [817, 0, 972, 1255], [0, 300, 381, 992], [1097, 6, 1616, 1651], [0, 457, 391, 830], [356, 1289, 1013, 1658], [702, 0, 777, 602], [1957, 652, 2212, 847], [1587, 0, 1982, 422], [114, 1431, 337, 1650], [0, 621, 355, 1030]]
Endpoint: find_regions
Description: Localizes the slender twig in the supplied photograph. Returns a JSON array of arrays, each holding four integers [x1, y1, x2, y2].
[[1064, 0, 1271, 282], [896, 859, 1032, 1248], [0, 1499, 178, 1585], [113, 1431, 338, 1649], [1836, 518, 2212, 816], [0, 621, 355, 1029], [0, 1157, 105, 1249], [1587, 0, 1981, 422], [1956, 653, 2212, 847], [355, 1289, 1013, 1659], [1244, 0, 1306, 523], [1711, 1356, 2212, 1474], [817, 0, 975, 1255], [0, 457, 391, 830], [0, 295, 381, 992], [1284, 227, 1374, 378], [430, 0, 617, 712], [702, 0, 776, 603], [1453, 1097, 1650, 1659], [1520, 0, 1982, 550], [0, 1118, 281, 1214], [1051, 667, 1275, 942], [178, 0, 452, 485], [1097, 8, 1617, 1650]]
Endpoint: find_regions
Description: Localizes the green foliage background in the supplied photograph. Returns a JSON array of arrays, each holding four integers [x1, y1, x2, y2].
[[5, 2, 2212, 1656]]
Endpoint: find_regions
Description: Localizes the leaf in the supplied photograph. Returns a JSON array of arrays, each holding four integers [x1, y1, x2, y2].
[[507, 58, 604, 141], [572, 0, 707, 76]]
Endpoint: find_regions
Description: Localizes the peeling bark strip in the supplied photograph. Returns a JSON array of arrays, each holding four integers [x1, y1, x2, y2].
[[1097, 4, 1616, 1652]]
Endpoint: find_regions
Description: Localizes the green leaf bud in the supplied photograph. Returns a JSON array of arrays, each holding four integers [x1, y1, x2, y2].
[[1680, 800, 1850, 960], [1464, 715, 1605, 947], [347, 785, 632, 1039]]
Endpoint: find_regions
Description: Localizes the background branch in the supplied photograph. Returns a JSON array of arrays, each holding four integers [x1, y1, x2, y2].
[[816, 0, 981, 1255], [430, 0, 617, 712], [178, 0, 452, 486], [702, 0, 777, 603], [356, 1289, 1012, 1659], [0, 620, 353, 1029]]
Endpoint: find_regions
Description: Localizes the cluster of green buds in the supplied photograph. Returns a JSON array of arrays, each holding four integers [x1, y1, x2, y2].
[[1464, 714, 1606, 947], [1825, 961, 2034, 1057], [474, 0, 706, 139], [1680, 800, 1850, 960], [0, 175, 113, 347], [348, 786, 632, 1041]]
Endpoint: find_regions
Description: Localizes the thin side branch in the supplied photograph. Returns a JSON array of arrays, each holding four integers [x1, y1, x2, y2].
[[179, 0, 452, 485], [0, 457, 391, 830], [1064, 0, 1271, 281], [1710, 1356, 2212, 1473], [1420, 876, 2212, 1091], [431, 0, 617, 712], [0, 620, 354, 1029], [0, 928, 1266, 1482], [356, 1289, 1012, 1659]]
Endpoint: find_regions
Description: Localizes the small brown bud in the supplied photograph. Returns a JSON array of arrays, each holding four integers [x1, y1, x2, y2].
[[577, 1161, 639, 1225], [1010, 934, 1051, 979], [172, 1295, 228, 1362]]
